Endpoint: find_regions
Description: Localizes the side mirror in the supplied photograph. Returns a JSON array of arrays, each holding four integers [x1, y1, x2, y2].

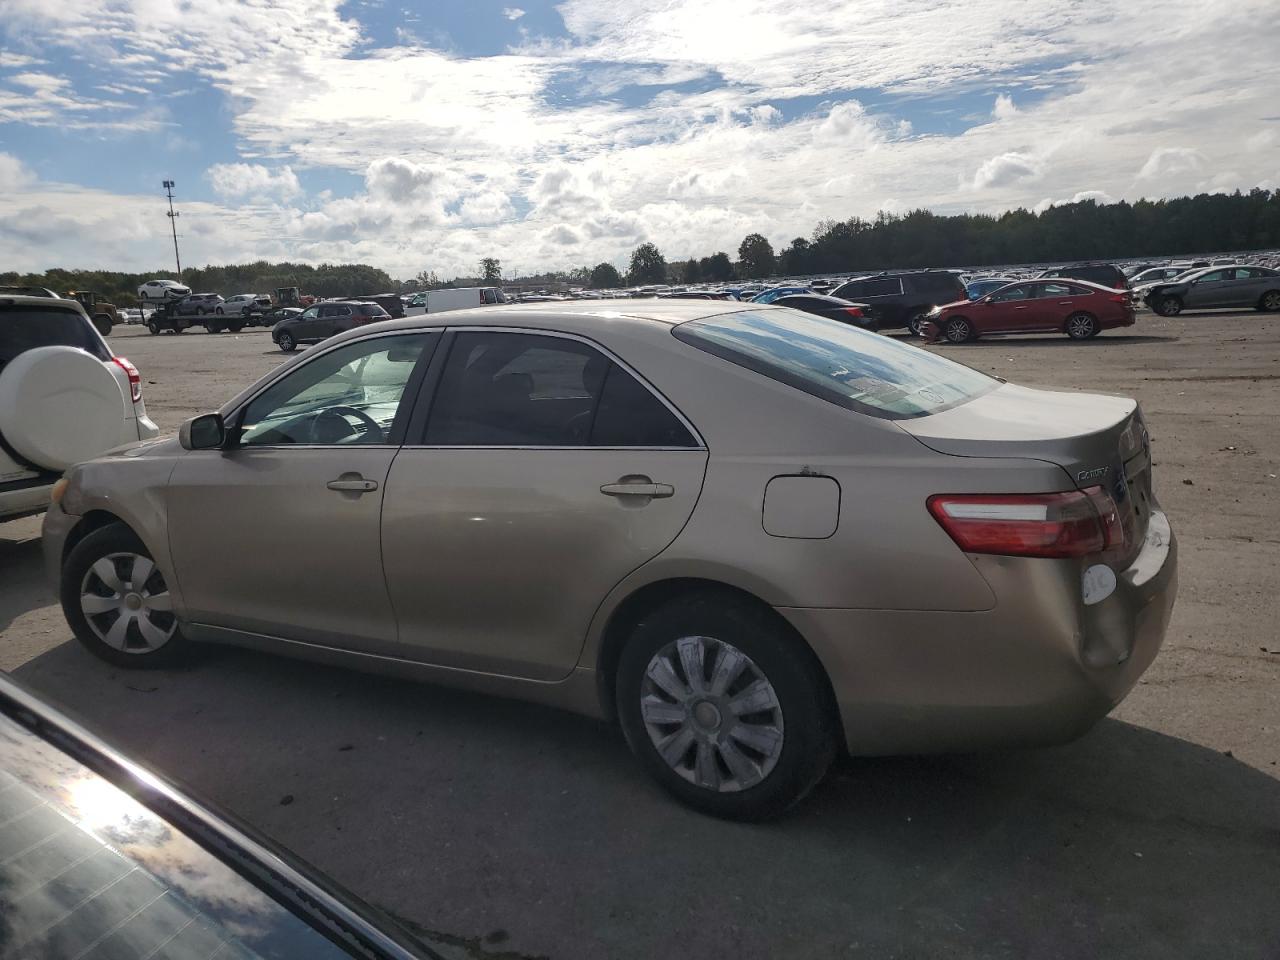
[[180, 413, 226, 451]]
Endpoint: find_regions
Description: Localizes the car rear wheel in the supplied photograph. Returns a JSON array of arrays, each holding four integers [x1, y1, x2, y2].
[[1259, 290, 1280, 312], [1066, 312, 1097, 339], [616, 592, 836, 821], [944, 317, 973, 343], [277, 332, 297, 352], [61, 524, 188, 668], [1156, 295, 1183, 317]]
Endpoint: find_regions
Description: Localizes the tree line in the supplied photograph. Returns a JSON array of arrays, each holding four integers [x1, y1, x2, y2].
[[594, 188, 1280, 287], [0, 261, 395, 306], [7, 190, 1279, 300]]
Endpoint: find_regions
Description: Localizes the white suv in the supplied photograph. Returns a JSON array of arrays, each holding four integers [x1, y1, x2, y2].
[[0, 296, 159, 523], [137, 279, 191, 303]]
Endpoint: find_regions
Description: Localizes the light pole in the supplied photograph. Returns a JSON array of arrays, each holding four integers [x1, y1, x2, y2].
[[162, 180, 182, 278]]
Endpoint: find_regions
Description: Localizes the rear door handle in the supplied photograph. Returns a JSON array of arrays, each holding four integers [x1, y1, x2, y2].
[[327, 476, 378, 493], [600, 481, 674, 499]]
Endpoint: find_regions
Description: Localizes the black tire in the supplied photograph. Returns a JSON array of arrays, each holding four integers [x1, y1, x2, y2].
[[215, 307, 224, 315], [277, 332, 297, 352], [206, 321, 224, 334], [146, 319, 161, 335], [1259, 290, 1280, 312], [906, 311, 927, 337], [228, 322, 244, 333], [92, 314, 113, 337], [944, 316, 973, 343], [60, 524, 189, 669], [616, 592, 837, 821], [1155, 295, 1183, 317], [1065, 312, 1097, 340]]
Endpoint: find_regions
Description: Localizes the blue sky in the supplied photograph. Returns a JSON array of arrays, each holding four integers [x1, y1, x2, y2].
[[1, 0, 1277, 278]]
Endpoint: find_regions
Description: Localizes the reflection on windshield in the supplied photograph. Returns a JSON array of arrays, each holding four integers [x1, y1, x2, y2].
[[0, 717, 355, 959]]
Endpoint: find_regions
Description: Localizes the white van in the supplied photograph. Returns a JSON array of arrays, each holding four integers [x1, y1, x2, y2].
[[404, 287, 507, 316]]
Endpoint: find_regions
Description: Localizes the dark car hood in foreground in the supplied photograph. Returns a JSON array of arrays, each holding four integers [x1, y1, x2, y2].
[[898, 382, 1145, 485]]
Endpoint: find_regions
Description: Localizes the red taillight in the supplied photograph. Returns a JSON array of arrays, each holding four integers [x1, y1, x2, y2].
[[112, 357, 143, 403], [842, 307, 864, 319], [1109, 293, 1130, 304], [927, 486, 1123, 559]]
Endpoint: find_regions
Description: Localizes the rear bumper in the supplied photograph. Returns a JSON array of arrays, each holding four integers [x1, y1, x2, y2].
[[779, 510, 1177, 756]]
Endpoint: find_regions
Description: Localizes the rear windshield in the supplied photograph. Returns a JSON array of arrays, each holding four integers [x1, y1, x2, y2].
[[0, 306, 109, 371], [674, 309, 996, 419]]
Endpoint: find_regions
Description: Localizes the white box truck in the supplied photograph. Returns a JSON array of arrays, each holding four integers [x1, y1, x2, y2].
[[404, 287, 507, 316]]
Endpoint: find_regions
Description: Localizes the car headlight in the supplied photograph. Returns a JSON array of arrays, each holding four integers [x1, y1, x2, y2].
[[50, 476, 69, 506]]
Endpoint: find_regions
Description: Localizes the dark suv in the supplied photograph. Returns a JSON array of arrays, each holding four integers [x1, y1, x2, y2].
[[830, 271, 967, 334], [1037, 263, 1127, 290], [272, 300, 390, 351]]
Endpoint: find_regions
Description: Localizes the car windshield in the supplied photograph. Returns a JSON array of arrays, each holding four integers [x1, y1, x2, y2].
[[0, 305, 110, 370], [0, 708, 364, 959], [674, 309, 996, 419]]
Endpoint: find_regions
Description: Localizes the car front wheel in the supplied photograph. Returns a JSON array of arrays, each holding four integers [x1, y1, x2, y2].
[[906, 311, 927, 336], [61, 524, 188, 668], [944, 317, 973, 343], [1156, 295, 1183, 317], [616, 592, 836, 821]]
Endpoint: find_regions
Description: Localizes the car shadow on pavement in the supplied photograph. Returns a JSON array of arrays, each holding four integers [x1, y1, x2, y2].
[[10, 641, 1280, 960], [944, 334, 1178, 348], [0, 528, 51, 633]]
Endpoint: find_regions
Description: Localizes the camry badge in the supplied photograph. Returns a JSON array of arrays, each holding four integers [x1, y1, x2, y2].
[[1077, 466, 1109, 482]]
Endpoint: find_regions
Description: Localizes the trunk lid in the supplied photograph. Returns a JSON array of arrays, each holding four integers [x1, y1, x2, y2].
[[900, 383, 1154, 561]]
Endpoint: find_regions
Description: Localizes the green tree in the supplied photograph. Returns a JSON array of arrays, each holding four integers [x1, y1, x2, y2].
[[589, 262, 624, 288], [628, 243, 667, 284], [699, 252, 734, 282], [480, 257, 502, 283], [682, 259, 702, 283], [737, 233, 776, 279]]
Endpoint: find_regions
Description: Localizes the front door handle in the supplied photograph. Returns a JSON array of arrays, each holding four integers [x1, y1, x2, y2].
[[1013, 305, 1029, 310], [327, 475, 378, 493], [600, 479, 675, 499]]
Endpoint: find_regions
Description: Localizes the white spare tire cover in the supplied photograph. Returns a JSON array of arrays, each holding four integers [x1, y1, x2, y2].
[[0, 346, 127, 472]]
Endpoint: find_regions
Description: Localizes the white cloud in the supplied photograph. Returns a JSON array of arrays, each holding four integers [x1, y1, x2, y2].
[[0, 52, 41, 68], [992, 94, 1018, 120], [0, 152, 34, 191], [502, 6, 525, 19], [971, 152, 1042, 190], [1138, 147, 1205, 180], [206, 163, 302, 200]]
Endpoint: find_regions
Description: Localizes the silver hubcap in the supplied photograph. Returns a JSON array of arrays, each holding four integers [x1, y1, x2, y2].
[[1069, 315, 1092, 337], [947, 320, 968, 341], [640, 636, 785, 793], [1265, 293, 1280, 309], [79, 552, 176, 653]]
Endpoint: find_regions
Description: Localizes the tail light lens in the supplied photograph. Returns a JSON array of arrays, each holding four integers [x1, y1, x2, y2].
[[842, 307, 864, 319], [112, 357, 143, 403], [927, 486, 1123, 559]]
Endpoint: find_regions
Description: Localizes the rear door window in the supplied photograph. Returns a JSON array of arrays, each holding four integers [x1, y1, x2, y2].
[[674, 310, 996, 419], [590, 364, 698, 447], [0, 305, 109, 370], [860, 278, 902, 297]]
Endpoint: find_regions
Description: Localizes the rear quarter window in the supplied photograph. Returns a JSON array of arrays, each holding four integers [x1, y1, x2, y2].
[[674, 309, 996, 420], [0, 306, 109, 369]]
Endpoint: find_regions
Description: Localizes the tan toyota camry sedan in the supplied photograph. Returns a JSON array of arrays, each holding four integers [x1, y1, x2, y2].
[[43, 301, 1177, 820]]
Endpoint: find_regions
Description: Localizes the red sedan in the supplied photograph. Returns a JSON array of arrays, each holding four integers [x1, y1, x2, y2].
[[920, 279, 1135, 343]]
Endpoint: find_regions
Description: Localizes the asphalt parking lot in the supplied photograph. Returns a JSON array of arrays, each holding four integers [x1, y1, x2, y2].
[[3, 312, 1279, 959]]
